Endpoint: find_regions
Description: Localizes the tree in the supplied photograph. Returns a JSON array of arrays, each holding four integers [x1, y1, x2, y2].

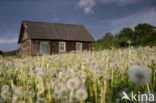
[[116, 28, 134, 47], [134, 23, 154, 42], [142, 31, 156, 46], [117, 28, 134, 39], [92, 23, 156, 50], [0, 50, 3, 55], [102, 32, 114, 41]]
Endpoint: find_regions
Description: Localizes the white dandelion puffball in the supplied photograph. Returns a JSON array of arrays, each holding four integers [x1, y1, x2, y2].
[[54, 83, 66, 95], [1, 90, 11, 100], [128, 66, 151, 86], [75, 88, 88, 101], [67, 78, 80, 89], [1, 85, 9, 91]]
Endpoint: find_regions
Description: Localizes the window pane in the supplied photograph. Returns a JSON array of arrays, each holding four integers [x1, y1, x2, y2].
[[41, 43, 49, 54], [76, 43, 82, 51], [59, 42, 66, 52]]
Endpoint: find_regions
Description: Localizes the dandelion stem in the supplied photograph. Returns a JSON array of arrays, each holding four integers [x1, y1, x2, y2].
[[147, 84, 150, 94], [103, 79, 107, 103], [69, 89, 73, 103]]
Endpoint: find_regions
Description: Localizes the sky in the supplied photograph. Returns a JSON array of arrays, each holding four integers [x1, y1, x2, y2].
[[0, 0, 156, 51]]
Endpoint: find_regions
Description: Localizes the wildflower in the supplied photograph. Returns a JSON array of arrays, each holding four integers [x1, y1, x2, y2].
[[34, 68, 42, 74], [67, 78, 80, 89], [1, 85, 9, 91], [110, 62, 120, 69], [67, 69, 75, 74], [54, 83, 66, 95], [128, 66, 151, 85], [37, 83, 44, 92], [6, 61, 12, 67], [11, 96, 19, 103], [36, 71, 45, 78], [75, 88, 88, 101], [14, 86, 24, 96], [25, 89, 35, 99], [1, 90, 11, 101]]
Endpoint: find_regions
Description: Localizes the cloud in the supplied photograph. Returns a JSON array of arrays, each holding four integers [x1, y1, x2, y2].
[[52, 18, 60, 21], [78, 0, 96, 14], [100, 0, 143, 5], [78, 0, 144, 14], [0, 37, 18, 44], [101, 8, 156, 33]]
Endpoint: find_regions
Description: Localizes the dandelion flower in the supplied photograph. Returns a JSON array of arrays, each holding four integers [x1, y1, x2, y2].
[[14, 86, 24, 96], [1, 85, 9, 91], [11, 96, 19, 103], [128, 66, 151, 85], [37, 83, 44, 92], [6, 61, 12, 67], [75, 88, 88, 101], [1, 90, 11, 101], [26, 89, 35, 99], [67, 78, 80, 89], [54, 83, 66, 95]]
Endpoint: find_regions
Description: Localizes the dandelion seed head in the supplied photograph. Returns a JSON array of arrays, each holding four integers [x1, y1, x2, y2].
[[75, 88, 88, 101], [54, 83, 66, 95], [6, 61, 12, 67], [37, 83, 44, 91], [128, 66, 151, 85], [1, 90, 11, 101], [14, 86, 24, 96], [26, 89, 35, 99], [67, 78, 80, 89], [11, 96, 19, 103], [1, 85, 9, 91]]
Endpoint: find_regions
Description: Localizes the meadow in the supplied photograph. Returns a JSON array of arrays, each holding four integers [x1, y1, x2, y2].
[[0, 46, 156, 103]]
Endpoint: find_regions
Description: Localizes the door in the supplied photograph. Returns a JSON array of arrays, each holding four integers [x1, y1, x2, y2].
[[40, 42, 49, 55]]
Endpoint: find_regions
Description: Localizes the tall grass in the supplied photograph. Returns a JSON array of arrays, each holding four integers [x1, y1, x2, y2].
[[0, 46, 155, 103]]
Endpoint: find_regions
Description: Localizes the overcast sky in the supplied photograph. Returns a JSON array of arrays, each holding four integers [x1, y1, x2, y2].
[[0, 0, 156, 51]]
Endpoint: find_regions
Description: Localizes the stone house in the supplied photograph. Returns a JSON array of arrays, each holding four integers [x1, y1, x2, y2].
[[18, 21, 94, 56]]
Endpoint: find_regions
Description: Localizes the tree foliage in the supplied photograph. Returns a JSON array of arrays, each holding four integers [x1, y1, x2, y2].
[[0, 50, 3, 55], [93, 23, 156, 50]]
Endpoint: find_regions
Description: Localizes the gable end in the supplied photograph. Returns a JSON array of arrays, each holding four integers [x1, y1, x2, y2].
[[18, 23, 29, 44]]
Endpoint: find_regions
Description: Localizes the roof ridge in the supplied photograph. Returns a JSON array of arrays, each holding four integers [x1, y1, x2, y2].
[[22, 20, 84, 26]]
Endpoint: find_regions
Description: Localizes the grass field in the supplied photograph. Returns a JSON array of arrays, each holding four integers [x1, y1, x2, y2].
[[0, 46, 156, 103]]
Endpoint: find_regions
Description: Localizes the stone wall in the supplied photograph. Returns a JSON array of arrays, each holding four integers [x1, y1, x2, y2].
[[18, 39, 31, 56], [31, 40, 52, 56]]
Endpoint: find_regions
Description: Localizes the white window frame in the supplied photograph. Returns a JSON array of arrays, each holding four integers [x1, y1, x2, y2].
[[59, 41, 66, 52], [76, 42, 82, 52], [40, 42, 49, 55]]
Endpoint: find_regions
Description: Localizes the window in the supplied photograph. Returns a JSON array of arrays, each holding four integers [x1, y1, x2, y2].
[[76, 42, 82, 51], [59, 42, 66, 52], [40, 42, 49, 55]]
